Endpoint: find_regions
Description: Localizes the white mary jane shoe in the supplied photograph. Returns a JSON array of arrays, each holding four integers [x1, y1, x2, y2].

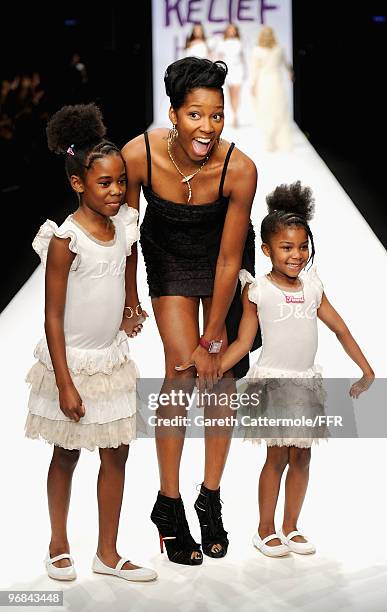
[[92, 555, 157, 582], [45, 552, 77, 581], [252, 533, 290, 557], [277, 529, 316, 554]]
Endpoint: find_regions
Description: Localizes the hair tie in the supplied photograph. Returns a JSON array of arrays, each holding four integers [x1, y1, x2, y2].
[[66, 144, 75, 156]]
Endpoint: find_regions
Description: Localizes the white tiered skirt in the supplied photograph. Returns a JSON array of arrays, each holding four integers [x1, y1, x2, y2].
[[240, 364, 329, 448], [25, 331, 138, 451]]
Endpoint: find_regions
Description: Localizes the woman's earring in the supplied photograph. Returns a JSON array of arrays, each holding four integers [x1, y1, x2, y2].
[[169, 123, 178, 143]]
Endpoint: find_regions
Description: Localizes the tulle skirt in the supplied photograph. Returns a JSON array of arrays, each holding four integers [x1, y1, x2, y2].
[[25, 331, 138, 451]]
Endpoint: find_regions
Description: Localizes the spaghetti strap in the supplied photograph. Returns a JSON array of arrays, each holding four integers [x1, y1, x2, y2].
[[144, 132, 152, 189], [218, 142, 235, 199]]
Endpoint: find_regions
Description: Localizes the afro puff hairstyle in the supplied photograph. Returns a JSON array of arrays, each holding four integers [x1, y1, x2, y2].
[[46, 103, 122, 180], [261, 181, 316, 265]]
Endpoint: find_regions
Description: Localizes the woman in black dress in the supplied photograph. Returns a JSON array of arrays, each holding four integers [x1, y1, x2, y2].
[[122, 57, 260, 565]]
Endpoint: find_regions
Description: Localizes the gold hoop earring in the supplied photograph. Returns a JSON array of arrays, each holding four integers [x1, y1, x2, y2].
[[168, 124, 178, 143]]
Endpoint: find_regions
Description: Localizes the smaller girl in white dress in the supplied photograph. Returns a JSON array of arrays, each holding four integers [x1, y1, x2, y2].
[[25, 103, 157, 582], [221, 181, 374, 557]]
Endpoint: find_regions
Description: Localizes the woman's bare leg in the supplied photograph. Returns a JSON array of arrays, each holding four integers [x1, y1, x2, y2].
[[151, 295, 200, 498], [229, 85, 241, 126]]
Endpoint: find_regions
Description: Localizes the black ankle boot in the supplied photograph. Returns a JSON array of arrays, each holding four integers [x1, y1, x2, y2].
[[151, 492, 203, 565], [194, 483, 229, 558]]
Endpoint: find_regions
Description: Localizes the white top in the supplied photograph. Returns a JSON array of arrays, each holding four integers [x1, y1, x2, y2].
[[183, 40, 208, 59], [32, 205, 139, 351], [217, 38, 243, 70], [240, 267, 324, 377]]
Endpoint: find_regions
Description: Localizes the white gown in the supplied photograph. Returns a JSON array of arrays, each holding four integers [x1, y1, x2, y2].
[[250, 45, 292, 151], [25, 205, 140, 451], [238, 267, 328, 447]]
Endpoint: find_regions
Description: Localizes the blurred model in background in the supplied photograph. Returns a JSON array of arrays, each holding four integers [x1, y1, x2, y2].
[[217, 24, 245, 127], [250, 26, 293, 151], [184, 24, 209, 59]]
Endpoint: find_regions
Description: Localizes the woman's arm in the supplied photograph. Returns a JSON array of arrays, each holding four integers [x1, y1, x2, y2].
[[45, 236, 85, 421], [190, 152, 257, 387], [317, 293, 375, 397], [221, 287, 259, 372]]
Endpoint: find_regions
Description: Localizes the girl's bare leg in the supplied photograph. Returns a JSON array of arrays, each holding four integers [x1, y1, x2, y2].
[[96, 444, 140, 569], [258, 446, 289, 546], [282, 446, 311, 543], [47, 446, 80, 567]]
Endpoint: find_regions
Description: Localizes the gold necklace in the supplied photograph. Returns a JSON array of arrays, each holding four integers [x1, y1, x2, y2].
[[167, 138, 210, 203]]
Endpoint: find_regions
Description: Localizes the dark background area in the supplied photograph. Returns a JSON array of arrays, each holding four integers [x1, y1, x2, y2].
[[1, 1, 386, 312]]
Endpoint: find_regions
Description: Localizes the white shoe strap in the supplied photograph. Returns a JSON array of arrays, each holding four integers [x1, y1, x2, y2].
[[116, 558, 131, 571], [48, 553, 72, 564], [262, 534, 280, 545], [285, 530, 303, 541]]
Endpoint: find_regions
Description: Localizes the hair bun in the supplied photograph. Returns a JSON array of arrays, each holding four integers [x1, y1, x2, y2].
[[266, 181, 315, 221], [46, 103, 107, 154]]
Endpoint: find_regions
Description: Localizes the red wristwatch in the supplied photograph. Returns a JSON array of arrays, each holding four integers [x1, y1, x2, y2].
[[199, 336, 223, 354]]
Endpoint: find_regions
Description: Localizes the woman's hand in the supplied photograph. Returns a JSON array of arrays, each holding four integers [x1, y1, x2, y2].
[[349, 372, 375, 399], [58, 383, 85, 422], [120, 310, 149, 338]]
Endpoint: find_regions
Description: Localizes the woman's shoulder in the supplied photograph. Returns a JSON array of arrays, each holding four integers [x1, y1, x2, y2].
[[224, 141, 256, 173], [122, 128, 169, 159], [223, 141, 257, 188]]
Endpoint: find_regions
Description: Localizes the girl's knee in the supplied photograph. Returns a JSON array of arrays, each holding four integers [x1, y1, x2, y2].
[[289, 447, 311, 470], [53, 446, 80, 469], [99, 444, 129, 468], [266, 446, 289, 472]]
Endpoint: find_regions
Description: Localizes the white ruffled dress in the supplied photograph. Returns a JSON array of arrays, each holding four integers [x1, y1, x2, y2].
[[239, 267, 329, 447], [25, 205, 140, 451]]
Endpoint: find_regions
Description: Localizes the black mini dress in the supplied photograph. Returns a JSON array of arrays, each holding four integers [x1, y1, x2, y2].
[[140, 132, 261, 377]]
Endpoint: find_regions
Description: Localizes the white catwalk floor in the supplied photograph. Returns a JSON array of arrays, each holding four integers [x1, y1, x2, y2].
[[1, 123, 387, 612]]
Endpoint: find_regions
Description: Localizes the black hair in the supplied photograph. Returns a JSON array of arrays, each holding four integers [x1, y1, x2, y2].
[[46, 102, 123, 180], [261, 181, 316, 264], [164, 57, 228, 109]]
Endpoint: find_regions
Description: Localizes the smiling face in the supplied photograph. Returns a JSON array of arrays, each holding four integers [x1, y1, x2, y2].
[[169, 87, 224, 162], [71, 153, 127, 218], [262, 225, 310, 280]]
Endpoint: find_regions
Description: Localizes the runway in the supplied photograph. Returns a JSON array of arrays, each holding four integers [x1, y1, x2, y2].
[[1, 122, 387, 611]]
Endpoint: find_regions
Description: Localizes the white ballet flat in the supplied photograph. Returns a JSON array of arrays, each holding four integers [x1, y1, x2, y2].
[[45, 552, 77, 581], [92, 555, 157, 582], [252, 533, 290, 557], [277, 529, 316, 554]]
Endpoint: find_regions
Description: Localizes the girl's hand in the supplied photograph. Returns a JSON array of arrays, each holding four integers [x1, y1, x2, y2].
[[349, 373, 375, 399], [120, 310, 149, 338], [58, 383, 85, 422]]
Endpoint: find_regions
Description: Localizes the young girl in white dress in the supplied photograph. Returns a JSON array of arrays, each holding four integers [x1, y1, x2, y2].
[[221, 181, 374, 556], [25, 103, 157, 582]]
